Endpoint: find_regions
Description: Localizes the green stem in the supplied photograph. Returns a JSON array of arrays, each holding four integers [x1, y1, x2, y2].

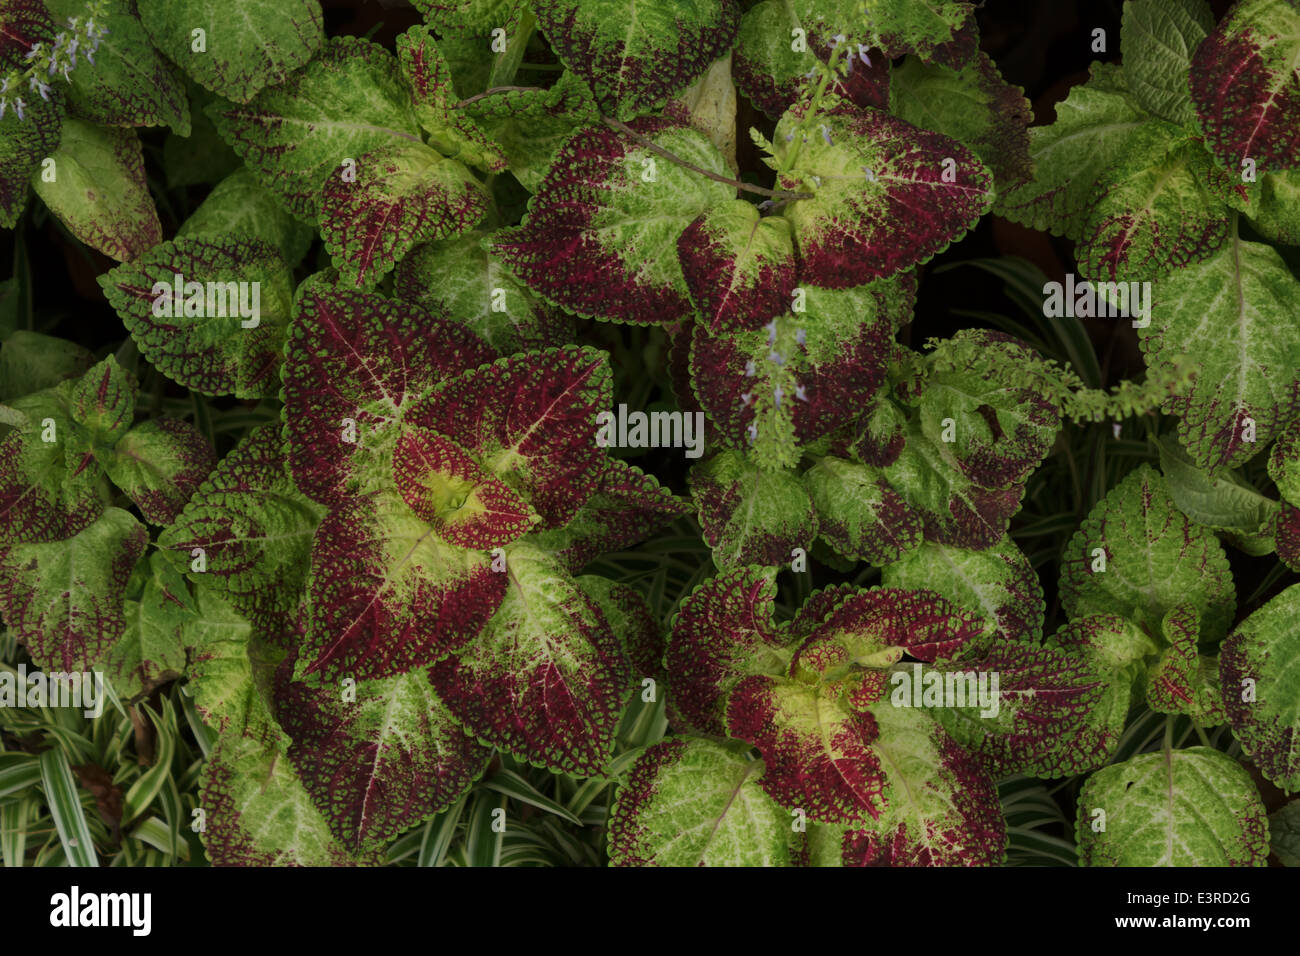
[[487, 8, 536, 89], [781, 41, 847, 172]]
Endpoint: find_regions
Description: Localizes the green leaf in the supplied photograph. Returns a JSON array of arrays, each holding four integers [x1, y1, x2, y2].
[[69, 356, 134, 445], [176, 168, 315, 266], [1268, 416, 1300, 505], [0, 506, 147, 671], [1060, 464, 1235, 640], [106, 552, 193, 701], [1220, 582, 1300, 790], [1158, 436, 1278, 533], [138, 0, 324, 104], [1141, 231, 1300, 472], [859, 0, 979, 68], [0, 0, 64, 228], [0, 331, 94, 403], [1076, 747, 1268, 866], [45, 0, 190, 131], [210, 36, 423, 221], [1270, 800, 1300, 865], [38, 748, 97, 867], [804, 455, 922, 567], [98, 236, 294, 399], [608, 738, 792, 866], [1143, 604, 1226, 725], [530, 0, 739, 121], [122, 702, 178, 824], [690, 449, 816, 571], [99, 418, 216, 525], [32, 120, 162, 262], [1120, 0, 1214, 125]]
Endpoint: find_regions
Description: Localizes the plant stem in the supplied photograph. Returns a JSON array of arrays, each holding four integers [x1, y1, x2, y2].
[[453, 85, 544, 109], [487, 8, 536, 89], [600, 116, 813, 201]]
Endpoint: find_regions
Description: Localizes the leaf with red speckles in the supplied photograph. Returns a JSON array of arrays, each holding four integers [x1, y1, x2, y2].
[[531, 0, 739, 121], [274, 669, 491, 854], [1075, 132, 1228, 282], [1271, 502, 1300, 570], [804, 456, 921, 566], [98, 418, 216, 525], [411, 0, 527, 35], [1060, 465, 1236, 640], [176, 168, 315, 266], [392, 424, 539, 549], [32, 120, 162, 263], [106, 551, 193, 701], [0, 0, 64, 228], [209, 36, 422, 221], [1190, 0, 1300, 175], [1268, 416, 1300, 505], [138, 0, 323, 105], [0, 384, 111, 545], [575, 575, 663, 682], [429, 540, 629, 774], [1220, 582, 1300, 790], [0, 506, 146, 671], [282, 284, 496, 506], [1144, 604, 1227, 725], [1140, 233, 1300, 472], [860, 0, 978, 68], [157, 424, 325, 632], [408, 346, 612, 529], [70, 357, 134, 446], [664, 567, 791, 736], [881, 537, 1044, 643], [97, 236, 294, 399], [608, 737, 793, 866], [689, 449, 816, 571], [677, 200, 796, 334], [890, 50, 1033, 193], [530, 458, 690, 574], [296, 487, 507, 683], [689, 276, 912, 470], [396, 25, 506, 173], [772, 100, 992, 288], [491, 118, 734, 325], [394, 232, 573, 354], [319, 143, 488, 289], [1075, 747, 1269, 866]]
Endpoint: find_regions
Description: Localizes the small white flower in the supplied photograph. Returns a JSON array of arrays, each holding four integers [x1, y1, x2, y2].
[[773, 385, 783, 409], [795, 328, 806, 347], [744, 360, 756, 377], [795, 384, 809, 402]]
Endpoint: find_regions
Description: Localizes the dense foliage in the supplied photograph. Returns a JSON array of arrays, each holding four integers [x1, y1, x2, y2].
[[1, 0, 1298, 867]]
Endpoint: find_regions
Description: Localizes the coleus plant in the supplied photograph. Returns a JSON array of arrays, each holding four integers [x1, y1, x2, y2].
[[1, 0, 1298, 870]]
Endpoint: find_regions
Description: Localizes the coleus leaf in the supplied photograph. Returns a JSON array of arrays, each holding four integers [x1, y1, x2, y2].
[[1270, 800, 1300, 865], [664, 566, 790, 736], [889, 50, 1033, 192], [0, 330, 93, 403], [282, 283, 496, 505], [1144, 604, 1227, 725], [408, 346, 613, 529], [158, 424, 324, 632], [1270, 502, 1300, 571], [574, 575, 663, 683], [772, 100, 993, 288], [429, 540, 630, 774], [608, 738, 793, 866], [0, 384, 110, 544], [689, 275, 912, 468], [529, 457, 690, 574], [98, 418, 216, 525], [676, 199, 796, 334], [1075, 747, 1268, 866], [296, 486, 506, 683], [881, 537, 1044, 643], [491, 117, 734, 325], [1242, 167, 1300, 244], [1189, 0, 1300, 175], [1047, 613, 1158, 750], [690, 449, 816, 571], [1158, 435, 1279, 537], [319, 143, 488, 289], [98, 236, 294, 399], [1074, 131, 1229, 282], [393, 231, 573, 354], [802, 455, 923, 567], [200, 729, 366, 866], [395, 24, 506, 173], [45, 0, 189, 131], [392, 424, 539, 549], [0, 0, 64, 228], [107, 552, 192, 701], [210, 36, 423, 221], [32, 120, 162, 262], [858, 0, 978, 68], [996, 63, 1151, 238], [1220, 582, 1300, 790], [1140, 232, 1300, 471], [274, 669, 491, 854], [69, 355, 134, 445], [0, 506, 146, 671], [1269, 416, 1300, 504], [410, 0, 527, 36], [138, 0, 324, 105], [176, 168, 315, 267], [1120, 0, 1215, 126], [530, 0, 740, 121], [1060, 464, 1236, 640]]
